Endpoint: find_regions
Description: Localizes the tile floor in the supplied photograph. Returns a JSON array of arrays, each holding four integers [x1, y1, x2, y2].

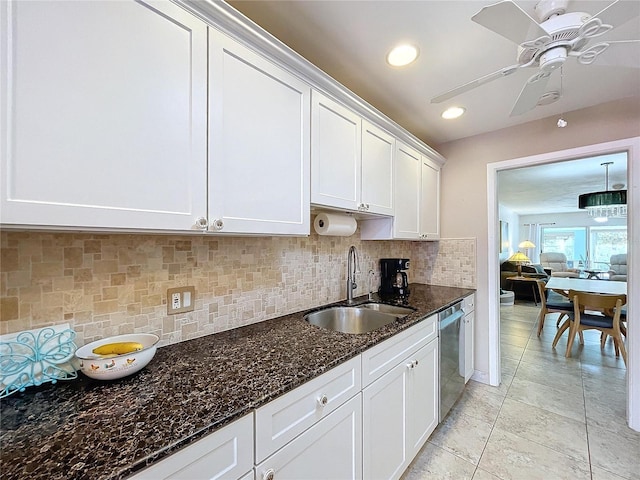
[[402, 301, 639, 480]]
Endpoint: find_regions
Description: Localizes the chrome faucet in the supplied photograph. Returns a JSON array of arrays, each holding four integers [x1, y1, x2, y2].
[[368, 269, 375, 301], [346, 245, 360, 305]]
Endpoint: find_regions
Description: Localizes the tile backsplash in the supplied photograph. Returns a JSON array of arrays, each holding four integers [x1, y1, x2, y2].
[[0, 228, 475, 346]]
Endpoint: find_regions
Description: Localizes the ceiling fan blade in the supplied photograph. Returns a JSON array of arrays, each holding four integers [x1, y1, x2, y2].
[[510, 71, 553, 116], [590, 0, 640, 31], [472, 0, 548, 45], [578, 40, 640, 67], [431, 64, 522, 103]]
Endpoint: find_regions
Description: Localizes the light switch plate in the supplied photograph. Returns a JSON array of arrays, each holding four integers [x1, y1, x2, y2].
[[167, 286, 195, 314]]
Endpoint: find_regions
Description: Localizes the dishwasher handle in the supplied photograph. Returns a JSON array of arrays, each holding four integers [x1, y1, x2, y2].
[[439, 309, 464, 330]]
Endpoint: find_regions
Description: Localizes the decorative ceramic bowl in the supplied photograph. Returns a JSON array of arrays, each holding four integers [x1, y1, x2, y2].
[[75, 333, 159, 380]]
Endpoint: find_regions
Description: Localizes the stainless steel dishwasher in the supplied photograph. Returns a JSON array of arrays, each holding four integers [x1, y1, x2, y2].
[[438, 301, 465, 421]]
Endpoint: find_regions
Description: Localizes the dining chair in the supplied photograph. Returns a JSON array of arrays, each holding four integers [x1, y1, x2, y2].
[[535, 280, 573, 337], [553, 290, 627, 366]]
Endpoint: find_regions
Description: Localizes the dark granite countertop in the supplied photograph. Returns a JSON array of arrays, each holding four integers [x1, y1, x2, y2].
[[0, 283, 474, 480]]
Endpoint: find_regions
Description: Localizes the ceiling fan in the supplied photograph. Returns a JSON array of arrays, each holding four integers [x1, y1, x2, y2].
[[431, 0, 640, 116]]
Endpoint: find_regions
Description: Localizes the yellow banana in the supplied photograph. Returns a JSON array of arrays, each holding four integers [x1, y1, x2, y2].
[[92, 341, 143, 356]]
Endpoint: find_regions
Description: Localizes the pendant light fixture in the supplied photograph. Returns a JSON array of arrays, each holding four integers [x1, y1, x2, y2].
[[578, 162, 627, 221]]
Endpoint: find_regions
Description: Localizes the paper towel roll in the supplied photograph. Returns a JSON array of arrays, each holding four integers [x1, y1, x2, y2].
[[314, 213, 357, 236]]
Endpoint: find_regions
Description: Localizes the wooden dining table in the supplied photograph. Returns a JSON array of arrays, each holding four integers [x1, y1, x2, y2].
[[544, 277, 628, 361], [545, 277, 627, 296]]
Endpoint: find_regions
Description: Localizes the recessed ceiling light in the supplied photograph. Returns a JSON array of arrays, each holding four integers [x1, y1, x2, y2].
[[441, 107, 466, 119], [386, 44, 419, 67]]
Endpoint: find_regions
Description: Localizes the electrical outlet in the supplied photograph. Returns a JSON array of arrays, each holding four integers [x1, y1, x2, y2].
[[167, 286, 196, 314], [171, 293, 181, 309]]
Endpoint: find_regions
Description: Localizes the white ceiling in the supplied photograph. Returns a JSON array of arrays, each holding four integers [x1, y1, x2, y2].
[[497, 151, 627, 215], [227, 0, 638, 214]]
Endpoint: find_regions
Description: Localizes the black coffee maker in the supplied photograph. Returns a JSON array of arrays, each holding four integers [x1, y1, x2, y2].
[[379, 258, 410, 302]]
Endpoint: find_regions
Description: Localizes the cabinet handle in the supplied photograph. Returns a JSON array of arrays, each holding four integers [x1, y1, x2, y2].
[[317, 394, 328, 407], [211, 219, 224, 231], [195, 217, 208, 230], [406, 360, 419, 369], [263, 468, 275, 480]]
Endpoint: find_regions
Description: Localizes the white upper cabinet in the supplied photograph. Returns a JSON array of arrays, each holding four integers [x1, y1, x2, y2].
[[311, 92, 394, 215], [361, 121, 394, 216], [361, 140, 441, 240], [0, 0, 208, 230], [393, 142, 422, 239], [311, 91, 361, 211], [419, 156, 441, 240], [208, 30, 311, 235]]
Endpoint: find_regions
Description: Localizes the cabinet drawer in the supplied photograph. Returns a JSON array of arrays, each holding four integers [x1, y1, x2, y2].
[[255, 394, 362, 480], [361, 315, 436, 387], [463, 294, 475, 313], [255, 356, 361, 463], [129, 413, 253, 480]]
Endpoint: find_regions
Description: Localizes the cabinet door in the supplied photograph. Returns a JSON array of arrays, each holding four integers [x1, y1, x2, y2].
[[256, 395, 362, 480], [362, 363, 407, 480], [361, 121, 394, 216], [129, 413, 253, 480], [311, 91, 361, 210], [393, 142, 421, 239], [0, 0, 207, 230], [255, 356, 361, 463], [406, 340, 439, 458], [419, 156, 441, 240], [208, 29, 310, 235], [464, 310, 474, 383]]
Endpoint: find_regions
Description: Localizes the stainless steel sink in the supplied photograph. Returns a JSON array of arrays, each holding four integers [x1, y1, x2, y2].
[[304, 305, 410, 334], [357, 303, 415, 316]]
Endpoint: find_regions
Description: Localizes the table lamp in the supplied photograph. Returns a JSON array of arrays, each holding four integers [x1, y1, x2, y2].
[[508, 251, 531, 276], [518, 240, 536, 260]]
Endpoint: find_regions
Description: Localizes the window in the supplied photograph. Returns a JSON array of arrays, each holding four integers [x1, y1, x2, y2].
[[589, 226, 627, 267], [541, 226, 626, 268]]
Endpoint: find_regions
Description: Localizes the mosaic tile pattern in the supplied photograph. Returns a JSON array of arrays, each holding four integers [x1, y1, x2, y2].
[[0, 228, 476, 346]]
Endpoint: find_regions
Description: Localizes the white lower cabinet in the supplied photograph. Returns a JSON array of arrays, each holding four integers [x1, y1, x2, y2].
[[128, 413, 253, 480], [463, 294, 475, 383], [362, 359, 407, 480], [254, 356, 361, 463], [128, 317, 442, 480], [362, 316, 439, 480], [255, 394, 362, 480], [407, 340, 439, 456]]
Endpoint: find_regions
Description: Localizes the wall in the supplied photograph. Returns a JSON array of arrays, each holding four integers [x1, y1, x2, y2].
[[498, 204, 519, 262], [436, 96, 640, 380], [0, 227, 475, 346]]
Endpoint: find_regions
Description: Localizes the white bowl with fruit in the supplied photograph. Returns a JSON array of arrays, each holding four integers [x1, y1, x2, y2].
[[75, 333, 159, 380]]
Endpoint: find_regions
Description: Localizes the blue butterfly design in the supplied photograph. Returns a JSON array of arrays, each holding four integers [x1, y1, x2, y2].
[[1, 327, 78, 398]]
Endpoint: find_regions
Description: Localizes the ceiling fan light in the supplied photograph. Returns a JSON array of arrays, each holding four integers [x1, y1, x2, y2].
[[441, 106, 466, 119], [386, 44, 419, 67]]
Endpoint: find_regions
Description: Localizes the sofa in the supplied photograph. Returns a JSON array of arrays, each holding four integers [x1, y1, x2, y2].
[[500, 261, 549, 302], [540, 252, 581, 278], [608, 254, 627, 281]]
